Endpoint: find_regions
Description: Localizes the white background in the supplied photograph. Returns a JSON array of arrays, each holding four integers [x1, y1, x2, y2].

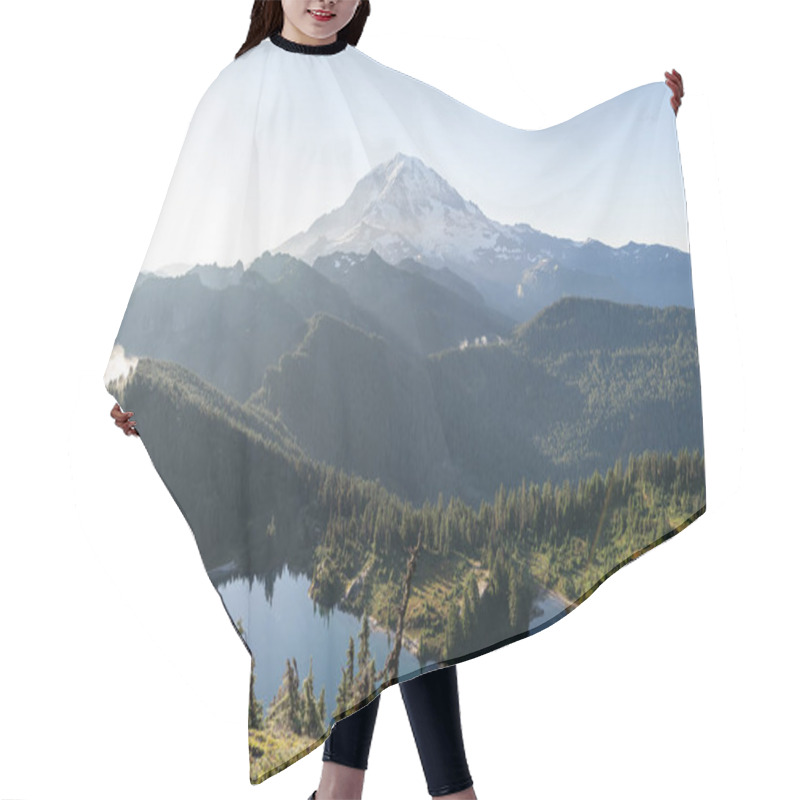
[[1, 1, 796, 798]]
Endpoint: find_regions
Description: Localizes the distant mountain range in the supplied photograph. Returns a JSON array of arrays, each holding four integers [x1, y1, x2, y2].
[[110, 292, 703, 512], [109, 151, 702, 513], [273, 152, 694, 320], [143, 152, 693, 321], [121, 244, 519, 404]]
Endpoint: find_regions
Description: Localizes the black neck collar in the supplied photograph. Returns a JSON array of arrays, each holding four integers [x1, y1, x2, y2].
[[269, 31, 348, 56]]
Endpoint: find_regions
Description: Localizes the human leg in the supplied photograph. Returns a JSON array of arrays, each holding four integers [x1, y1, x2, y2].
[[400, 665, 476, 798], [315, 693, 382, 800]]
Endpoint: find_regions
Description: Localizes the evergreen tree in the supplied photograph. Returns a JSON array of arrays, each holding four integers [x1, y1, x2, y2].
[[463, 571, 480, 644], [301, 657, 323, 737], [289, 657, 301, 731], [335, 637, 355, 717], [248, 655, 264, 730], [267, 657, 301, 733], [357, 611, 371, 674], [509, 566, 522, 630], [445, 599, 461, 658], [318, 687, 327, 730]]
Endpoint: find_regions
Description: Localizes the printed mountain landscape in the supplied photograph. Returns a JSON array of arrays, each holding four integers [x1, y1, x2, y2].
[[105, 152, 705, 781]]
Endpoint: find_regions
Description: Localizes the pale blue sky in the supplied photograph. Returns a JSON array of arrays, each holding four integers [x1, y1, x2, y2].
[[141, 45, 688, 276]]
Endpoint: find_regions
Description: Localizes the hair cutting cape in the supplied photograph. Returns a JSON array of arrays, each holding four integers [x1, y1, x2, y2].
[[104, 31, 706, 785]]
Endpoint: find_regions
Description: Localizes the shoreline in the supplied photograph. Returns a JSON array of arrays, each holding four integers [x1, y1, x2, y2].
[[366, 580, 572, 665], [534, 582, 572, 611]]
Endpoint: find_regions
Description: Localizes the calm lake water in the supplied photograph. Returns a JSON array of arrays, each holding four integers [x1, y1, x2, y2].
[[215, 563, 568, 722]]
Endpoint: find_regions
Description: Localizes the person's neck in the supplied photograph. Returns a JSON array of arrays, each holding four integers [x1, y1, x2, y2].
[[280, 20, 338, 47]]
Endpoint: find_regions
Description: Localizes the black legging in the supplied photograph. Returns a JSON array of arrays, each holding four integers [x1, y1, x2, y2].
[[323, 664, 474, 797]]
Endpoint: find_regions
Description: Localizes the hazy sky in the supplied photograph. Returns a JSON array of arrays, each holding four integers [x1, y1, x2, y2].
[[141, 41, 688, 276]]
